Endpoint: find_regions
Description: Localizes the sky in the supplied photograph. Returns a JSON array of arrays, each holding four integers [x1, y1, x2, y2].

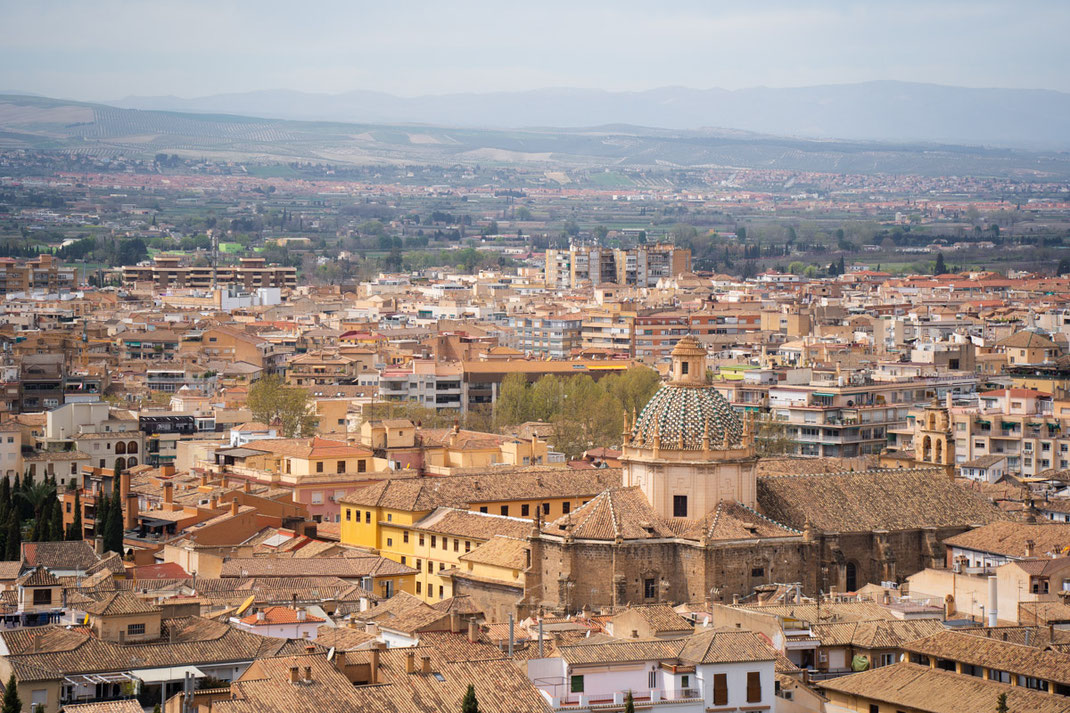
[[2, 0, 1068, 100]]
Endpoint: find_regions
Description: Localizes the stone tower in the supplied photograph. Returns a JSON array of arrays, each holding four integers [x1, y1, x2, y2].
[[914, 393, 954, 474]]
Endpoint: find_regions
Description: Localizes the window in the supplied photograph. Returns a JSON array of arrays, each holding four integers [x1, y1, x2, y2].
[[869, 706, 879, 713], [400, 556, 406, 565], [751, 567, 765, 578], [644, 578, 656, 599], [648, 670, 656, 688], [673, 495, 687, 518], [337, 460, 345, 473], [310, 491, 323, 504], [680, 675, 689, 688], [316, 461, 324, 473], [403, 531, 409, 543], [521, 504, 529, 517], [358, 460, 367, 473], [438, 585, 444, 598], [500, 505, 509, 516], [346, 509, 351, 521], [32, 589, 52, 606], [713, 673, 727, 706], [430, 536, 436, 548], [570, 675, 584, 693], [681, 361, 689, 375], [127, 623, 145, 636], [479, 506, 487, 513], [879, 653, 896, 667], [453, 539, 459, 552], [386, 513, 392, 522], [426, 561, 432, 573], [465, 541, 471, 552], [386, 538, 393, 547], [562, 501, 570, 514], [416, 581, 422, 594], [746, 671, 762, 703], [441, 537, 448, 550], [365, 511, 371, 524]]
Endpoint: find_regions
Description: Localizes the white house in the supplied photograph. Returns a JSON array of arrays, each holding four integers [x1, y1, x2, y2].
[[526, 629, 776, 712], [231, 606, 324, 639]]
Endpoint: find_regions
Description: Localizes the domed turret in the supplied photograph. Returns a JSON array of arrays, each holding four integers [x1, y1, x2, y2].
[[629, 335, 742, 450], [621, 334, 758, 517]]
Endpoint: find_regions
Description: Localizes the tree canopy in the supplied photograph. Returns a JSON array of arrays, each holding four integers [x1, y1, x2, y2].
[[247, 375, 318, 438]]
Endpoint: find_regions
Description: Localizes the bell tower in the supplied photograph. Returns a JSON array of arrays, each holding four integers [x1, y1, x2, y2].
[[914, 393, 954, 475]]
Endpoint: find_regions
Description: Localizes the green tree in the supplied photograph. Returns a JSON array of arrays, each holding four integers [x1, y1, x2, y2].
[[600, 366, 661, 417], [530, 375, 567, 422], [755, 417, 796, 457], [494, 373, 532, 429], [461, 683, 480, 713], [103, 479, 124, 555], [247, 375, 318, 438], [2, 673, 21, 713], [624, 691, 635, 713], [550, 375, 624, 459], [66, 490, 83, 541], [996, 692, 1008, 713], [934, 252, 947, 275], [787, 261, 805, 275], [3, 516, 19, 564]]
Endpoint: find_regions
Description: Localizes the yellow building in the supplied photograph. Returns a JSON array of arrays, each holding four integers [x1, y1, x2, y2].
[[339, 468, 620, 603]]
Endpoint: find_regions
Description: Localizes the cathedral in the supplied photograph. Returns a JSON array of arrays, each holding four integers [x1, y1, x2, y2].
[[517, 336, 1006, 614]]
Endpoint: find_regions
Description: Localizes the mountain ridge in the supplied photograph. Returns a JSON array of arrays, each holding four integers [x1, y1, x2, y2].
[[107, 80, 1070, 149]]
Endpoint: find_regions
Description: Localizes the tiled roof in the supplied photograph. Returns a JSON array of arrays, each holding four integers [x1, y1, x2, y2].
[[631, 380, 742, 452], [557, 629, 776, 666], [944, 522, 1070, 558], [413, 508, 531, 540], [22, 541, 99, 571], [811, 618, 944, 648], [903, 630, 1070, 684], [340, 468, 621, 511], [738, 601, 895, 625], [458, 536, 528, 570], [220, 556, 414, 579], [62, 701, 144, 713], [17, 566, 61, 588], [80, 592, 161, 617], [757, 469, 1008, 533], [613, 605, 692, 634], [818, 662, 1070, 713]]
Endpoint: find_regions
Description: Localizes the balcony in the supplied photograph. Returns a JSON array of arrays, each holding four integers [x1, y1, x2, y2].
[[548, 689, 701, 709]]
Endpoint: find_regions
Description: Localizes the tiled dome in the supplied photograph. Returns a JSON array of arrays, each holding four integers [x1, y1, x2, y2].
[[630, 381, 741, 450]]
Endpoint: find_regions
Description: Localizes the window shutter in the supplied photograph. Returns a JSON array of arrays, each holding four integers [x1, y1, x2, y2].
[[746, 671, 762, 703], [713, 673, 727, 705]]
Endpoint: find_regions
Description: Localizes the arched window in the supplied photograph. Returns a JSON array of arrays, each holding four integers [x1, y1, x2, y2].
[[934, 439, 944, 463], [127, 441, 138, 454], [114, 457, 126, 473], [921, 436, 932, 462], [127, 457, 137, 467], [845, 561, 858, 593], [115, 441, 126, 455]]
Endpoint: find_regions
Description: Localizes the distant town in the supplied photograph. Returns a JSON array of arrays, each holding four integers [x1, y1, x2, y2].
[[0, 149, 1068, 713]]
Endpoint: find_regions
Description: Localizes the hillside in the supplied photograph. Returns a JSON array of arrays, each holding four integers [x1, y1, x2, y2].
[[1, 93, 1069, 178]]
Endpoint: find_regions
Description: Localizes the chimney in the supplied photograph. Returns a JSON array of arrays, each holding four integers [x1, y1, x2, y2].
[[297, 608, 307, 622], [94, 536, 104, 555], [256, 610, 266, 622], [243, 480, 251, 493], [120, 470, 130, 500], [1026, 539, 1036, 558], [124, 492, 138, 531], [335, 650, 346, 671], [450, 611, 461, 633], [420, 655, 431, 675], [289, 666, 299, 684], [230, 498, 240, 517], [467, 618, 479, 643], [209, 495, 218, 510], [405, 651, 415, 674], [200, 473, 209, 487], [163, 481, 174, 505], [988, 575, 999, 627], [303, 666, 312, 682], [368, 647, 379, 684]]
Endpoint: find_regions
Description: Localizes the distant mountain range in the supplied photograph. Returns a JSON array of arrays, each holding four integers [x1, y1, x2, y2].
[[109, 81, 1070, 149], [2, 92, 1070, 178]]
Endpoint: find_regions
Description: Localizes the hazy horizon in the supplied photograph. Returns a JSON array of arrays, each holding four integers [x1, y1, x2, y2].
[[2, 1, 1068, 102]]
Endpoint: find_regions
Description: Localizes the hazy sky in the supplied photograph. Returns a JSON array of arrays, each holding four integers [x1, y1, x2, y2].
[[2, 1, 1068, 100]]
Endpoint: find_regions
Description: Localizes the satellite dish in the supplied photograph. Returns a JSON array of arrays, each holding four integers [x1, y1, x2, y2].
[[236, 595, 256, 616], [326, 647, 336, 661]]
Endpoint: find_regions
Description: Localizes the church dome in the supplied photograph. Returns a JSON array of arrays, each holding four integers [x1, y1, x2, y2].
[[629, 336, 743, 450]]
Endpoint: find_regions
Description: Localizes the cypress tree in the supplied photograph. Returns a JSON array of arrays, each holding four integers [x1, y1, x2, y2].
[[0, 476, 10, 524], [103, 483, 123, 555], [4, 516, 19, 562], [97, 489, 111, 544], [48, 500, 63, 542], [67, 490, 83, 541], [2, 672, 21, 713], [461, 684, 480, 713], [624, 691, 635, 713]]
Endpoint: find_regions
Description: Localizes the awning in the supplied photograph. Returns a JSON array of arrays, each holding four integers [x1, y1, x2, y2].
[[130, 666, 205, 684], [813, 392, 835, 398]]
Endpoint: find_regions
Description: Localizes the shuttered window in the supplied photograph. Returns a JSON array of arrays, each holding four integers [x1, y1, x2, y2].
[[713, 673, 727, 705], [747, 671, 762, 702]]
